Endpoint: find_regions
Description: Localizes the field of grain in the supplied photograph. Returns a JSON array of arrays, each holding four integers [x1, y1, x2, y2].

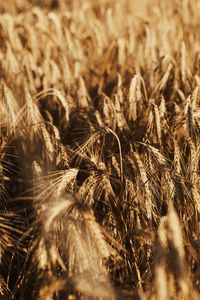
[[0, 0, 200, 299]]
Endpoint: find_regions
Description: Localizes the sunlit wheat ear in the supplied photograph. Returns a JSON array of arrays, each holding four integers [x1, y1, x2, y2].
[[23, 85, 43, 139], [161, 169, 175, 205], [191, 86, 199, 110], [32, 168, 78, 210], [84, 210, 117, 260], [105, 128, 123, 181], [157, 63, 173, 93], [173, 139, 182, 174], [153, 103, 162, 145], [77, 76, 90, 109], [48, 12, 63, 42], [34, 201, 71, 283], [128, 75, 138, 122], [39, 123, 56, 162], [111, 155, 121, 178], [145, 103, 154, 139], [35, 195, 115, 299], [54, 142, 69, 168], [154, 216, 168, 300], [188, 139, 198, 184], [128, 152, 152, 221], [116, 73, 123, 104], [167, 204, 189, 297], [61, 55, 71, 87], [97, 93, 116, 129], [113, 94, 128, 131], [117, 38, 126, 66], [138, 142, 168, 167], [68, 134, 103, 172], [70, 130, 104, 165], [32, 160, 44, 213], [159, 95, 166, 118], [55, 169, 78, 199], [5, 43, 20, 75], [181, 41, 186, 84], [78, 173, 99, 206], [68, 216, 116, 299], [1, 84, 19, 135]]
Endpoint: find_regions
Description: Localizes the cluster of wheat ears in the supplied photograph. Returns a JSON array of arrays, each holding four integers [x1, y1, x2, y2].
[[0, 0, 200, 299]]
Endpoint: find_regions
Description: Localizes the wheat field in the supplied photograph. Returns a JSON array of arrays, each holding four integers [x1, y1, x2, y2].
[[0, 0, 200, 299]]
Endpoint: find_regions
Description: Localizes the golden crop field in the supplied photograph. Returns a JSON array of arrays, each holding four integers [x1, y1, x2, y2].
[[0, 0, 200, 299]]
